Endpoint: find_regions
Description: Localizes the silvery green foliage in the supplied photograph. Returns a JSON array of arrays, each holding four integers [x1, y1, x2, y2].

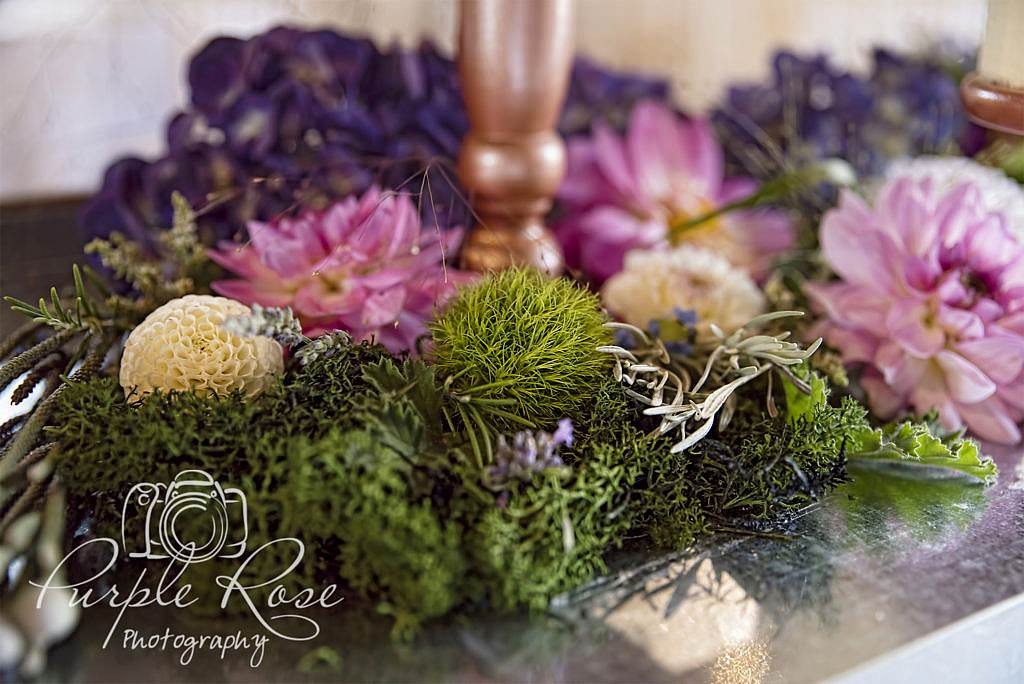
[[222, 304, 306, 349], [599, 311, 822, 453], [294, 331, 354, 367]]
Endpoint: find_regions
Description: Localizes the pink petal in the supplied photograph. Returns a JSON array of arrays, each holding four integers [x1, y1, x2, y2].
[[860, 370, 906, 419], [998, 379, 1024, 412], [935, 350, 996, 403], [963, 215, 1019, 274], [248, 219, 319, 278], [956, 336, 1024, 384], [885, 300, 945, 358], [936, 305, 985, 339], [573, 206, 666, 283], [558, 138, 606, 208], [208, 242, 277, 280], [804, 281, 889, 331], [317, 196, 362, 245], [876, 343, 933, 395], [676, 117, 723, 198], [718, 177, 757, 204], [908, 362, 961, 428], [362, 287, 407, 328], [592, 122, 640, 203], [823, 325, 879, 364], [210, 280, 293, 308], [820, 191, 898, 292], [934, 182, 978, 247], [293, 281, 364, 318], [626, 101, 689, 203], [956, 397, 1021, 445]]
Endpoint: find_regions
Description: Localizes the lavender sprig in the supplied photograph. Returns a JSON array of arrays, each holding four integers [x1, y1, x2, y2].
[[222, 304, 306, 348], [293, 331, 353, 367], [487, 419, 574, 489]]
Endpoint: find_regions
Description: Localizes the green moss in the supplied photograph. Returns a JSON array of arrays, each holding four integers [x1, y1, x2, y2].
[[47, 334, 854, 638], [680, 391, 858, 522], [430, 268, 611, 431], [288, 426, 467, 639], [464, 435, 642, 611]]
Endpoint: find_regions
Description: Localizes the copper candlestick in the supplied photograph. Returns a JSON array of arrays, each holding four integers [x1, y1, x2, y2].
[[961, 0, 1024, 136], [456, 0, 574, 276]]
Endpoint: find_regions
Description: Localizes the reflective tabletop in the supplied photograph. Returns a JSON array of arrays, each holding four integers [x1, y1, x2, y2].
[[44, 447, 1024, 683]]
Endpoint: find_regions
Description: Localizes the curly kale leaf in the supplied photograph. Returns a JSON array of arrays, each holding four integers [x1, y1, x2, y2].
[[847, 418, 998, 485]]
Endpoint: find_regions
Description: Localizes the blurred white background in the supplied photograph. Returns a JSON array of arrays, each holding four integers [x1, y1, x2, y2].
[[0, 0, 987, 201]]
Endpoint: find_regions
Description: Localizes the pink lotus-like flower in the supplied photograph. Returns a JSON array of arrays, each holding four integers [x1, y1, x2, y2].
[[807, 177, 1024, 444], [556, 100, 794, 284], [209, 187, 473, 354]]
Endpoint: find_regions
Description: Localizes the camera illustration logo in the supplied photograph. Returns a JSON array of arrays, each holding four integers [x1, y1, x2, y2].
[[122, 470, 248, 563]]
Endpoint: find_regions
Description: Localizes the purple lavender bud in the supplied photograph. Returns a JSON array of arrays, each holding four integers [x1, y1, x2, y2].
[[552, 419, 574, 449]]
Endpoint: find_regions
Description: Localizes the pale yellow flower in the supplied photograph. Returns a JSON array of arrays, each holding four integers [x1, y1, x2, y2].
[[120, 295, 283, 399], [602, 245, 765, 336]]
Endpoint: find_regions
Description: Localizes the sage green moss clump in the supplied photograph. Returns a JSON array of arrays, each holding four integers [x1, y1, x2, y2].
[[430, 268, 611, 430]]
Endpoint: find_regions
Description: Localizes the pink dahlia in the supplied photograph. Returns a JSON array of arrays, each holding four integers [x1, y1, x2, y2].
[[807, 177, 1024, 444], [209, 187, 473, 354], [556, 100, 794, 284]]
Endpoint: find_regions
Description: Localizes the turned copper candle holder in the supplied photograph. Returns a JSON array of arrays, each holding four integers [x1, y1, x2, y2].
[[456, 0, 574, 276], [961, 73, 1024, 136], [960, 0, 1024, 136]]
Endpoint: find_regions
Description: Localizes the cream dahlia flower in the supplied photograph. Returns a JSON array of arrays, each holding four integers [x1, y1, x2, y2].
[[602, 246, 766, 336], [120, 295, 284, 398]]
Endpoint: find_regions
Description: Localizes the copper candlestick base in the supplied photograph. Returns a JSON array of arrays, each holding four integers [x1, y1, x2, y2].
[[460, 219, 564, 275], [961, 72, 1024, 136]]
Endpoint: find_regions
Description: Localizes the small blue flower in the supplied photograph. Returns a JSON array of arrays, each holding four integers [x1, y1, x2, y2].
[[663, 340, 693, 357], [613, 328, 636, 350], [673, 308, 698, 327]]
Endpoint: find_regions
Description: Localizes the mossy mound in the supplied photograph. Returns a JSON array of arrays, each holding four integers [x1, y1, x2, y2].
[[49, 336, 850, 639], [429, 268, 612, 430]]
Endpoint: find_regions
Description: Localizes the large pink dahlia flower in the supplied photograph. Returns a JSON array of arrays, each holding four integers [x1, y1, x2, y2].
[[555, 100, 794, 284], [807, 177, 1024, 444], [209, 187, 473, 354]]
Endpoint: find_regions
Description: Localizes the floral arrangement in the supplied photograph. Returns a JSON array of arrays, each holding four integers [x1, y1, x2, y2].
[[2, 26, 1022, 677]]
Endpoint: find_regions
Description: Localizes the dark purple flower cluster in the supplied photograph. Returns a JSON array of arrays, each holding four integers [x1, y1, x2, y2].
[[711, 47, 983, 186], [81, 26, 671, 249], [487, 419, 573, 490]]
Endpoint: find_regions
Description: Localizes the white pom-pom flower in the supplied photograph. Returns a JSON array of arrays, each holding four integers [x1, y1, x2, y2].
[[602, 245, 766, 336], [120, 295, 284, 398]]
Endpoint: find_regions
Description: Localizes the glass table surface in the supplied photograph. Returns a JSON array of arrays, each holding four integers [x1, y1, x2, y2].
[[42, 447, 1024, 683]]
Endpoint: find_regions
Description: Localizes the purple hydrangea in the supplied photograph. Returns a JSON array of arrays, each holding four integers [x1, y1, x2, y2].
[[711, 47, 983, 188], [81, 26, 672, 251]]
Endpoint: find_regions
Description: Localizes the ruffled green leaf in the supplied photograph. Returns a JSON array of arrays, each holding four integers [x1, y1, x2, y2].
[[848, 417, 997, 485]]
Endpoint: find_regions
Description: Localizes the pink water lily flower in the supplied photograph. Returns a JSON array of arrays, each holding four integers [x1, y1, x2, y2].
[[807, 177, 1024, 444], [209, 187, 473, 354], [556, 100, 793, 284]]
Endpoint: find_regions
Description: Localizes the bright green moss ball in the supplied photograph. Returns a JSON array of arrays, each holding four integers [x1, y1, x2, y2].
[[430, 268, 612, 429]]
